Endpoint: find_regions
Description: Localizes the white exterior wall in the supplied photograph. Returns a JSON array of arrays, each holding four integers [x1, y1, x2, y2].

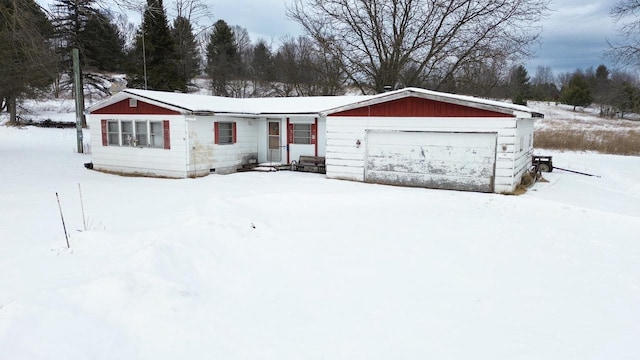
[[88, 114, 260, 178], [325, 116, 523, 193], [257, 117, 286, 164], [88, 114, 188, 178], [514, 117, 535, 182], [317, 117, 327, 157], [255, 116, 325, 164], [188, 115, 259, 176], [288, 116, 323, 162]]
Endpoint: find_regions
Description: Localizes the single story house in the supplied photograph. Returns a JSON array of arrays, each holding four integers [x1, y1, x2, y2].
[[85, 88, 542, 193]]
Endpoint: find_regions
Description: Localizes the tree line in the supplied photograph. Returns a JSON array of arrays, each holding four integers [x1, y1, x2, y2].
[[494, 64, 640, 119], [2, 0, 640, 124]]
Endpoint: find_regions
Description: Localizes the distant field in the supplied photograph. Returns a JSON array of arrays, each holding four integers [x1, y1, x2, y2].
[[530, 102, 640, 156]]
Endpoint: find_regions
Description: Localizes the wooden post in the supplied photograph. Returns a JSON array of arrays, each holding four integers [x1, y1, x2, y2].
[[72, 48, 84, 153], [78, 183, 87, 231], [56, 192, 70, 249]]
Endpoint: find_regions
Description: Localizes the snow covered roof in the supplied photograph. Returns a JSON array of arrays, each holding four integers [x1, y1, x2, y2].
[[86, 89, 374, 116], [86, 87, 542, 118]]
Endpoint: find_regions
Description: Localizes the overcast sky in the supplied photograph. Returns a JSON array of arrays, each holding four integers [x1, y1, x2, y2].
[[38, 0, 624, 78]]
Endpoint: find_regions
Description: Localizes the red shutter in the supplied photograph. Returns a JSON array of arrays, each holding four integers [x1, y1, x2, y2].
[[287, 120, 293, 144], [101, 119, 108, 146], [311, 121, 318, 145], [163, 120, 170, 149], [214, 122, 219, 144], [232, 122, 237, 144], [313, 118, 318, 156]]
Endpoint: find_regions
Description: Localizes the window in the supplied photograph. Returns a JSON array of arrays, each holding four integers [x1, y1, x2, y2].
[[103, 119, 167, 148], [215, 122, 236, 145], [150, 122, 164, 148], [135, 121, 148, 146], [293, 124, 311, 144], [107, 121, 120, 145], [121, 121, 134, 146]]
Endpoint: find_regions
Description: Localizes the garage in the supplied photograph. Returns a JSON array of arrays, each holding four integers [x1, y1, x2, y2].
[[364, 131, 497, 192], [323, 88, 542, 194]]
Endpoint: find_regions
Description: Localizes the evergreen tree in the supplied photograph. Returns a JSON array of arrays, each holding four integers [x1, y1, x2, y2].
[[171, 15, 200, 88], [251, 39, 274, 84], [560, 73, 593, 110], [609, 70, 640, 118], [509, 64, 530, 105], [206, 19, 238, 96], [52, 0, 98, 98], [78, 10, 126, 72], [615, 82, 640, 117], [128, 0, 184, 91], [591, 64, 612, 110], [0, 0, 55, 123]]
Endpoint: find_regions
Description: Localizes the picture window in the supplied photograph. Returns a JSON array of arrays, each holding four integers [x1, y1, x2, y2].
[[106, 120, 164, 148]]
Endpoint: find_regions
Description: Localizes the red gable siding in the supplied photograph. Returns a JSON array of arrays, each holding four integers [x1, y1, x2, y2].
[[330, 97, 513, 118], [91, 98, 181, 115]]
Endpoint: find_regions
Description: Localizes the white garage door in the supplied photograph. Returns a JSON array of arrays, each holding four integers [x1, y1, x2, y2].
[[365, 131, 497, 192]]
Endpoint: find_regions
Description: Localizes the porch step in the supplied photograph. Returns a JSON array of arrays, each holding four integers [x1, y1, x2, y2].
[[237, 162, 291, 172]]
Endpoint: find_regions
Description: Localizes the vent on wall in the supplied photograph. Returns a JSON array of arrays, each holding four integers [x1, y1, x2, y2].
[[129, 98, 137, 108]]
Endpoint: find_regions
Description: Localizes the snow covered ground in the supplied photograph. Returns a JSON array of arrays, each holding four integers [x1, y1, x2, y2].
[[531, 101, 640, 132], [1, 125, 639, 359]]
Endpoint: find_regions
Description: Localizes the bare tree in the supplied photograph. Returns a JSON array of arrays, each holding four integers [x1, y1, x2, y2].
[[609, 0, 640, 68], [532, 66, 554, 86], [173, 0, 210, 23], [288, 0, 549, 94], [228, 25, 252, 97]]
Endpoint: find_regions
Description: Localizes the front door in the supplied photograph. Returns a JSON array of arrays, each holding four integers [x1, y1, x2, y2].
[[268, 121, 281, 162]]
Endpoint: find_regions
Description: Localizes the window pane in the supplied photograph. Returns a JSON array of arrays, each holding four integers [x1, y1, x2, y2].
[[293, 124, 311, 144], [150, 122, 164, 148], [107, 120, 119, 145], [269, 122, 279, 135], [218, 122, 234, 144], [108, 133, 119, 145], [136, 121, 148, 146], [121, 121, 134, 146]]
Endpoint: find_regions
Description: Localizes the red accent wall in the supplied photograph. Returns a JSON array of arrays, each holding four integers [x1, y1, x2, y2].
[[91, 98, 181, 115], [330, 97, 513, 118]]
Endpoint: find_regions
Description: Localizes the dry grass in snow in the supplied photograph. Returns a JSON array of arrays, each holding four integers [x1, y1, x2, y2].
[[530, 102, 640, 155]]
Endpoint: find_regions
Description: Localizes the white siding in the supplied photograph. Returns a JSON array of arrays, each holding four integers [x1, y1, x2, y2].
[[317, 118, 327, 157], [189, 115, 258, 176], [88, 114, 188, 178], [88, 114, 259, 178], [513, 117, 535, 186], [325, 116, 522, 193], [258, 117, 286, 164]]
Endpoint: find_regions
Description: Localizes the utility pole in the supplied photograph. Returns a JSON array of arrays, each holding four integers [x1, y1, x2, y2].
[[72, 48, 84, 154], [142, 6, 148, 90]]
